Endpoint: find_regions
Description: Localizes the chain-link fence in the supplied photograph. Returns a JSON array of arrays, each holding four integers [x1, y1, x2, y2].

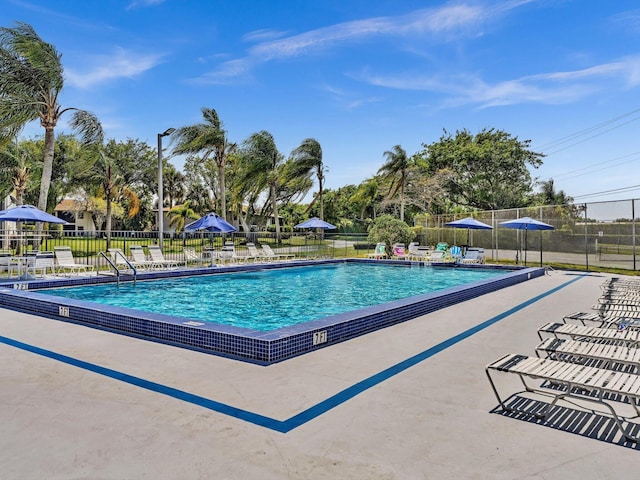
[[422, 199, 640, 270], [2, 198, 640, 271]]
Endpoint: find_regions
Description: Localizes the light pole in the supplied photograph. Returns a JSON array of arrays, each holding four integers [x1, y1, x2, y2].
[[157, 127, 175, 248]]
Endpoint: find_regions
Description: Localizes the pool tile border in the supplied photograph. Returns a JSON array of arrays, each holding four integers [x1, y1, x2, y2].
[[0, 260, 544, 364]]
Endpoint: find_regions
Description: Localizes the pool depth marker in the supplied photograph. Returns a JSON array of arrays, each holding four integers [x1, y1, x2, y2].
[[0, 274, 585, 433]]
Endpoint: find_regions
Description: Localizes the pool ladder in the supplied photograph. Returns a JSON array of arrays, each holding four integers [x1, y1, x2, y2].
[[97, 251, 137, 285]]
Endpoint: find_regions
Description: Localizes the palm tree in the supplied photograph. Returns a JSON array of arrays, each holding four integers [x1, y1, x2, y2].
[[0, 22, 102, 216], [163, 165, 185, 208], [537, 179, 573, 206], [168, 200, 198, 233], [240, 131, 284, 241], [172, 107, 235, 220], [77, 149, 140, 249], [290, 138, 326, 219], [378, 145, 410, 221], [350, 178, 379, 220], [185, 183, 212, 216]]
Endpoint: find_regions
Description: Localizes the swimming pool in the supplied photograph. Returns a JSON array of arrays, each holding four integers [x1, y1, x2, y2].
[[0, 259, 544, 364], [40, 264, 507, 331]]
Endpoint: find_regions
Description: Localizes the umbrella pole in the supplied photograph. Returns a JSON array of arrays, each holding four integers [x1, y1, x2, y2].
[[540, 230, 543, 267], [524, 229, 528, 266]]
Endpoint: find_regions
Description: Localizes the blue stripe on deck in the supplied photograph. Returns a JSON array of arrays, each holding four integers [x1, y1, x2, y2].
[[0, 274, 584, 433]]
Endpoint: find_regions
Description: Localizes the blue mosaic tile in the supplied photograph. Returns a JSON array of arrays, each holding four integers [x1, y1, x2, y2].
[[0, 261, 543, 364]]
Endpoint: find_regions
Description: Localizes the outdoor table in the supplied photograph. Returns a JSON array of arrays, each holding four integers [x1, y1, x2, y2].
[[9, 256, 35, 280], [202, 249, 217, 267]]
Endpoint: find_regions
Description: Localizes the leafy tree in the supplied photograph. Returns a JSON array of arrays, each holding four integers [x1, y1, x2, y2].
[[378, 145, 411, 221], [420, 128, 543, 210], [290, 138, 326, 219], [535, 178, 573, 206], [278, 158, 314, 205], [313, 185, 360, 229], [0, 141, 23, 201], [78, 151, 141, 247], [68, 133, 157, 248], [403, 164, 453, 215], [367, 214, 414, 256], [185, 182, 211, 216], [239, 131, 284, 240], [163, 164, 185, 208], [349, 178, 380, 221], [172, 107, 235, 219], [168, 200, 198, 233], [0, 22, 102, 217], [92, 138, 157, 231]]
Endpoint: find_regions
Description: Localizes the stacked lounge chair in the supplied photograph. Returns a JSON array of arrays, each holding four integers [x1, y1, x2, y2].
[[486, 276, 640, 443]]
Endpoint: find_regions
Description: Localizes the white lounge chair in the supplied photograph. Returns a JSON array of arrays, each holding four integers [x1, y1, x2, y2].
[[0, 250, 12, 275], [147, 245, 183, 269], [109, 247, 154, 271], [536, 337, 640, 373], [11, 251, 55, 278], [367, 242, 386, 259], [246, 243, 267, 262], [216, 242, 246, 264], [261, 244, 294, 261], [537, 321, 640, 346], [129, 245, 159, 270], [54, 246, 94, 275], [184, 247, 205, 266], [428, 250, 447, 263], [460, 248, 484, 264], [486, 353, 640, 442]]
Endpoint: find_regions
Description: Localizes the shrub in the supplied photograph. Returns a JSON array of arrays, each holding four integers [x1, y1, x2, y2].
[[367, 215, 415, 256]]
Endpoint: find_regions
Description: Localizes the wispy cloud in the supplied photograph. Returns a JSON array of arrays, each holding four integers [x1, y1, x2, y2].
[[609, 8, 640, 34], [9, 0, 117, 31], [194, 1, 533, 84], [319, 82, 383, 110], [242, 29, 288, 43], [126, 0, 165, 11], [65, 48, 164, 89], [357, 56, 640, 108]]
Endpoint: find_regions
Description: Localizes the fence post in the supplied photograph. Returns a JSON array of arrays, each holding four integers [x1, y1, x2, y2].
[[584, 204, 589, 271], [633, 199, 636, 271]]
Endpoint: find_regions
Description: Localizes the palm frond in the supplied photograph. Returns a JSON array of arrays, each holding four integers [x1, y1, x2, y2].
[[68, 109, 104, 146]]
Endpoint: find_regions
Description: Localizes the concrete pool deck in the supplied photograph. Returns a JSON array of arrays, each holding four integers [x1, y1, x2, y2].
[[1, 269, 639, 478]]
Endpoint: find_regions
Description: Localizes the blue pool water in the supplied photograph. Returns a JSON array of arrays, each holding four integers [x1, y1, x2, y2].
[[41, 263, 508, 332]]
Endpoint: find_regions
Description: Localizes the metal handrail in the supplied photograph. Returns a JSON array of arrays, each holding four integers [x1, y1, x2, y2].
[[97, 251, 120, 285], [98, 251, 137, 285]]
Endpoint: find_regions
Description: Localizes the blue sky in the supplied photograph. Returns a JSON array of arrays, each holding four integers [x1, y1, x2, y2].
[[4, 0, 640, 204]]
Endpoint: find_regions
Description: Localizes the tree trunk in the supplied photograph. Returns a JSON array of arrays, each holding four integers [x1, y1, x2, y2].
[[38, 126, 55, 212], [218, 162, 226, 220], [35, 126, 56, 242], [271, 183, 281, 243], [105, 194, 112, 251], [318, 176, 324, 221]]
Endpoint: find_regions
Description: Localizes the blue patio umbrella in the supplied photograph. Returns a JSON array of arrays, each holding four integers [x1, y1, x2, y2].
[[0, 205, 67, 254], [294, 217, 336, 229], [500, 217, 554, 266], [294, 217, 336, 258], [445, 217, 492, 247], [184, 212, 237, 233], [0, 204, 67, 224]]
